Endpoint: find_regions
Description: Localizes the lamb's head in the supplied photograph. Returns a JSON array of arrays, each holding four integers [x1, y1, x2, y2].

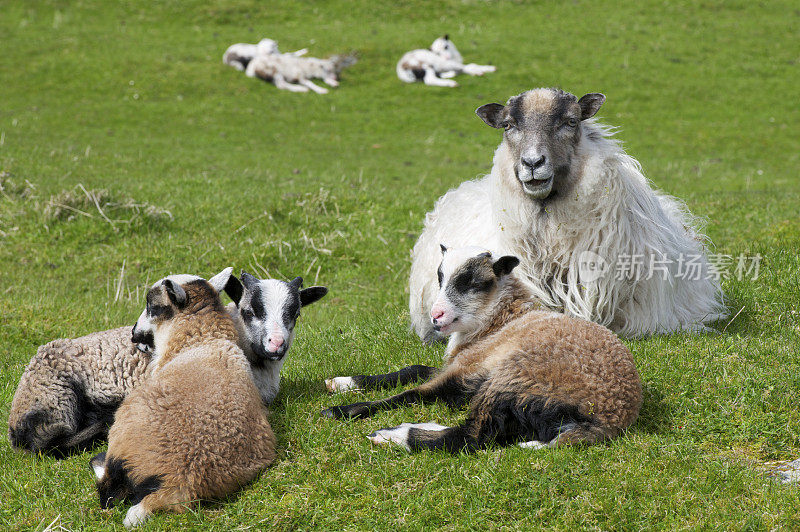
[[256, 38, 280, 56], [476, 88, 605, 200], [232, 272, 328, 362], [131, 268, 234, 355], [430, 34, 462, 63], [430, 245, 519, 336]]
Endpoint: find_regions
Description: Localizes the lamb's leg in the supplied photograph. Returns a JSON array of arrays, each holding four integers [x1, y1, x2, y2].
[[299, 79, 329, 94], [439, 70, 458, 79], [423, 67, 458, 87], [290, 48, 309, 57], [123, 487, 191, 528], [462, 63, 496, 76], [325, 364, 439, 393], [322, 76, 339, 87], [321, 370, 473, 419], [548, 422, 614, 447], [272, 73, 309, 92]]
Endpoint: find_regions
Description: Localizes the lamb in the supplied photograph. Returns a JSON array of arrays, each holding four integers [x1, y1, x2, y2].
[[409, 87, 726, 341], [396, 35, 495, 88], [323, 247, 642, 453], [91, 274, 276, 528], [229, 271, 328, 404], [222, 38, 308, 71], [8, 268, 324, 455], [245, 51, 357, 93]]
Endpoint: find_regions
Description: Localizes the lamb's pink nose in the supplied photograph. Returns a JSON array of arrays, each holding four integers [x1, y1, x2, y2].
[[268, 337, 284, 350], [431, 309, 445, 322]]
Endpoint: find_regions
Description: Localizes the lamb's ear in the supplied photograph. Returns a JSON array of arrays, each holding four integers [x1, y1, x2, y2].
[[492, 255, 520, 278], [578, 93, 605, 120], [476, 103, 506, 129], [440, 244, 448, 255], [289, 276, 303, 289], [208, 267, 233, 293], [89, 452, 107, 480], [224, 275, 243, 305], [240, 271, 259, 290], [163, 280, 187, 308], [300, 286, 328, 307], [443, 34, 449, 41]]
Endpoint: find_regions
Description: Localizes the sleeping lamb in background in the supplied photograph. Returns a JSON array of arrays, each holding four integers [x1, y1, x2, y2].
[[222, 38, 308, 71], [409, 87, 726, 342], [396, 35, 495, 87], [246, 51, 357, 93], [7, 268, 327, 456]]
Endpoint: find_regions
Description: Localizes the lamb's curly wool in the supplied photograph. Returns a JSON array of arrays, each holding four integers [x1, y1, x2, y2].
[[410, 88, 726, 341], [93, 278, 275, 528], [8, 327, 150, 455]]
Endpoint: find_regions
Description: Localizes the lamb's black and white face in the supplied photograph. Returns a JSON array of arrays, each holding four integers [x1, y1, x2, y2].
[[430, 245, 519, 336], [130, 268, 234, 353], [476, 88, 606, 201], [430, 35, 462, 63], [235, 272, 328, 363]]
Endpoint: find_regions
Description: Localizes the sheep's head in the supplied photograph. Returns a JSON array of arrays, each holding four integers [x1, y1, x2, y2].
[[430, 34, 463, 63], [131, 268, 234, 355], [232, 271, 327, 363], [430, 245, 519, 336], [256, 38, 280, 55], [476, 88, 605, 201]]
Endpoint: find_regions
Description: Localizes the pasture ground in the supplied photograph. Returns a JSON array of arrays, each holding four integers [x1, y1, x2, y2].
[[1, 0, 799, 529]]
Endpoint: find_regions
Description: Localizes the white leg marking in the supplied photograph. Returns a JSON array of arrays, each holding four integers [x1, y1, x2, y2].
[[325, 376, 359, 393], [300, 79, 329, 94], [423, 67, 457, 87], [439, 70, 457, 78], [368, 422, 449, 451], [123, 503, 149, 528], [518, 440, 548, 450], [92, 463, 106, 480]]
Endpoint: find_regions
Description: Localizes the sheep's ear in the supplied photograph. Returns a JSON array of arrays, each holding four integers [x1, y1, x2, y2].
[[224, 275, 243, 305], [440, 244, 448, 255], [240, 271, 259, 290], [578, 93, 605, 120], [208, 267, 233, 293], [476, 103, 506, 129], [492, 255, 520, 278], [163, 280, 187, 308], [300, 286, 328, 307], [289, 276, 303, 289]]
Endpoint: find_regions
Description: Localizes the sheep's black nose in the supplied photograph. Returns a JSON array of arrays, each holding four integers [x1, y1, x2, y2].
[[522, 155, 546, 170]]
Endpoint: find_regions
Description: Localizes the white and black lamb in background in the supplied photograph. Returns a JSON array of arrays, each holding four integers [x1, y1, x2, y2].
[[409, 88, 726, 342], [396, 35, 495, 87], [222, 38, 308, 71], [245, 51, 357, 93]]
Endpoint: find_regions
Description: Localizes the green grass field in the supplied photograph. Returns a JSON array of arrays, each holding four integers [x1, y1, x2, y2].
[[1, 0, 799, 529]]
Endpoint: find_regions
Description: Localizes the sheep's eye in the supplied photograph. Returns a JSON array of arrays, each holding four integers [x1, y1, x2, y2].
[[566, 118, 578, 128], [503, 121, 515, 131]]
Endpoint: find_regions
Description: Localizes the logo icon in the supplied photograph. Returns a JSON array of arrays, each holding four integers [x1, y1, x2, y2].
[[577, 251, 609, 283]]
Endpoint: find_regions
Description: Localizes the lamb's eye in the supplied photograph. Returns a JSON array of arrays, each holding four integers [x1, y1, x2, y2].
[[241, 309, 254, 320]]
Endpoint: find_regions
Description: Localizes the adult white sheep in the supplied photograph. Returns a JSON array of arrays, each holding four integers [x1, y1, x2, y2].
[[409, 88, 726, 341]]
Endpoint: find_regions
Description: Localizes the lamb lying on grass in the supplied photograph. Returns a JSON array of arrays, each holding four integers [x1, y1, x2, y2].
[[323, 247, 642, 453], [222, 38, 308, 71], [8, 268, 326, 456], [246, 51, 357, 93], [396, 35, 495, 87], [92, 274, 275, 528]]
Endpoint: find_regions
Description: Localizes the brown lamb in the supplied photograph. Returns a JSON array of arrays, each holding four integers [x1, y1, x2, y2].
[[90, 276, 275, 528]]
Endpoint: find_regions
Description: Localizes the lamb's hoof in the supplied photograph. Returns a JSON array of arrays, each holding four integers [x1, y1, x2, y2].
[[320, 407, 338, 419], [325, 376, 359, 393], [123, 503, 148, 528]]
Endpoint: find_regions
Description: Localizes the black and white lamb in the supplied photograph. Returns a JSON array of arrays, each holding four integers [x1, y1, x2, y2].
[[245, 51, 357, 93], [396, 35, 495, 88]]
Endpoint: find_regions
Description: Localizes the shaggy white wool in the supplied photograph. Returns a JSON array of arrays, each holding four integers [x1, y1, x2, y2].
[[409, 119, 726, 340]]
